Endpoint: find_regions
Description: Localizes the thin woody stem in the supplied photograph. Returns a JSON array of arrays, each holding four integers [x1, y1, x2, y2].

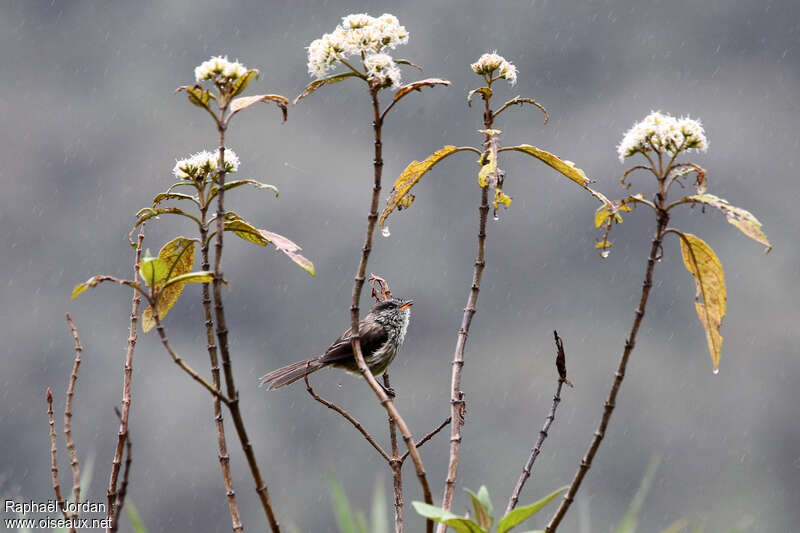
[[111, 407, 132, 528], [348, 87, 433, 533], [199, 185, 243, 533], [107, 224, 144, 532], [303, 374, 391, 462], [439, 89, 493, 527], [545, 192, 670, 531], [399, 417, 451, 463], [46, 388, 69, 521], [64, 314, 83, 529], [384, 373, 403, 533], [212, 109, 281, 533], [506, 379, 565, 514]]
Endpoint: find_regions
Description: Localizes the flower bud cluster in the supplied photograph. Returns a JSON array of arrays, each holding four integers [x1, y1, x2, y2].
[[194, 56, 249, 84], [618, 111, 708, 162], [173, 149, 240, 180], [471, 52, 518, 85], [307, 13, 408, 87]]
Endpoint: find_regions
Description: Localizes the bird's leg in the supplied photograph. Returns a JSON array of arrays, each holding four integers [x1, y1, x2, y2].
[[379, 380, 396, 398]]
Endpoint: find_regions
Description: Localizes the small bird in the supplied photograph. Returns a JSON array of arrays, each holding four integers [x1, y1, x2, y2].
[[260, 298, 413, 396]]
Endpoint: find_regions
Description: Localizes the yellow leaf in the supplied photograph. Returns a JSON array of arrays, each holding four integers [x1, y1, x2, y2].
[[502, 145, 591, 189], [493, 189, 512, 210], [142, 237, 195, 332], [683, 193, 771, 252], [478, 143, 497, 188], [225, 218, 269, 246], [380, 145, 470, 226], [679, 233, 727, 372]]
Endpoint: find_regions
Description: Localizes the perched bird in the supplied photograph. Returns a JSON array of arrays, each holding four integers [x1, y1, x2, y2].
[[260, 298, 413, 396]]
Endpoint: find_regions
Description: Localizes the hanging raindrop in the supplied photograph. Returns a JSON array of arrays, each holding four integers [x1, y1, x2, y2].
[[600, 250, 610, 259], [493, 213, 500, 222], [381, 226, 391, 237], [713, 368, 720, 375]]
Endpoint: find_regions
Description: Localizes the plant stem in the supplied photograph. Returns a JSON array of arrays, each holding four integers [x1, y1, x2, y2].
[[438, 91, 493, 526], [107, 224, 144, 532], [545, 205, 669, 532], [385, 373, 403, 533], [212, 112, 281, 533], [506, 379, 565, 514], [348, 88, 433, 533], [64, 313, 83, 530], [46, 388, 69, 521], [199, 188, 243, 533], [111, 407, 132, 528]]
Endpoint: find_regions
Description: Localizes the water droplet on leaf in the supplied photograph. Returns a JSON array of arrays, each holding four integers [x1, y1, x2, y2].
[[381, 226, 391, 237]]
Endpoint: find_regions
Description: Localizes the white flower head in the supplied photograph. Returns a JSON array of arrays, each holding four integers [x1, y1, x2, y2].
[[172, 149, 239, 180], [471, 51, 518, 85], [195, 55, 250, 84], [617, 111, 709, 162], [364, 53, 401, 88], [342, 13, 375, 29], [306, 13, 409, 79]]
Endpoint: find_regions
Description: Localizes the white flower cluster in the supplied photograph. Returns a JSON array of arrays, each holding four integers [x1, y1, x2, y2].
[[617, 111, 708, 162], [307, 13, 408, 87], [471, 52, 518, 85], [194, 56, 249, 84], [173, 149, 240, 180]]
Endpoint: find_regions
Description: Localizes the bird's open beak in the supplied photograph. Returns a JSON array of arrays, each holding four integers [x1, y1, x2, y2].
[[398, 300, 414, 310]]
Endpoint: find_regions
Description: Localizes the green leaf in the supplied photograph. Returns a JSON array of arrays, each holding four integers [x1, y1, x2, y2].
[[329, 474, 358, 533], [209, 179, 279, 202], [176, 84, 214, 111], [616, 456, 661, 533], [125, 500, 149, 533], [392, 78, 451, 103], [294, 72, 360, 105], [465, 486, 494, 530], [411, 502, 485, 533], [677, 193, 771, 252], [497, 486, 568, 533], [140, 257, 169, 287], [230, 93, 288, 122], [678, 232, 727, 372], [380, 145, 475, 226], [500, 145, 592, 190], [230, 69, 260, 98], [141, 237, 196, 332]]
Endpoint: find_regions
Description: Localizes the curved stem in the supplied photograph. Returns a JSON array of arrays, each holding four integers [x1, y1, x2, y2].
[[438, 87, 494, 528], [348, 88, 434, 532], [545, 209, 669, 531]]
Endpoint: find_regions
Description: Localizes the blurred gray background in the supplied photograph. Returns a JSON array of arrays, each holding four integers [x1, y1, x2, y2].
[[1, 0, 798, 531]]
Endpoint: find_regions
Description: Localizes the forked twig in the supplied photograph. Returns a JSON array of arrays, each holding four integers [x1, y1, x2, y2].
[[303, 373, 391, 462], [506, 331, 571, 514]]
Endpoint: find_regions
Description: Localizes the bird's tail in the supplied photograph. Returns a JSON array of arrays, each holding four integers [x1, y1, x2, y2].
[[259, 358, 323, 390]]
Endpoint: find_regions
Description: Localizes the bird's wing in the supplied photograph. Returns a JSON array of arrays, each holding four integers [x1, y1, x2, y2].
[[319, 320, 388, 364]]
